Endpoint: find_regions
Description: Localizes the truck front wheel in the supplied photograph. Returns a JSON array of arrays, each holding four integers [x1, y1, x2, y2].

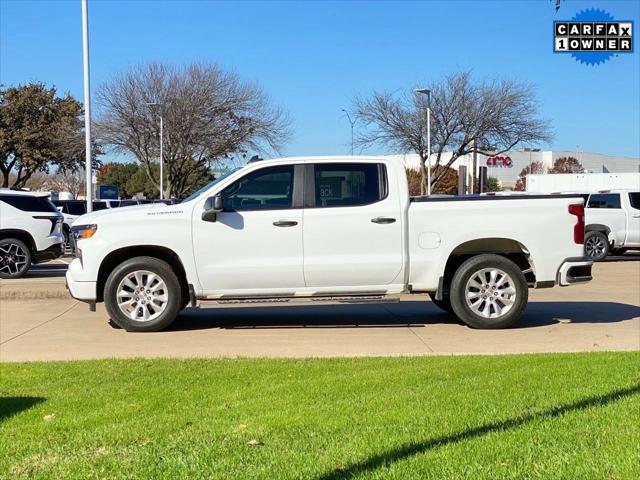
[[104, 256, 182, 332], [449, 254, 528, 329]]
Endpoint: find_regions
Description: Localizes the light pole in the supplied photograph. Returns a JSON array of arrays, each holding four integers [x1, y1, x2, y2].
[[145, 102, 164, 199], [81, 0, 93, 212], [341, 109, 356, 156], [415, 88, 432, 195]]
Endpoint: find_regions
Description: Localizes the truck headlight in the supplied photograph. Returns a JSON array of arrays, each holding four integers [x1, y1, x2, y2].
[[71, 224, 98, 239]]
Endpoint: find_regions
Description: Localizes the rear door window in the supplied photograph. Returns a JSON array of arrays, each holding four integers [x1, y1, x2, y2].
[[628, 192, 640, 210], [587, 194, 621, 209], [312, 163, 387, 208]]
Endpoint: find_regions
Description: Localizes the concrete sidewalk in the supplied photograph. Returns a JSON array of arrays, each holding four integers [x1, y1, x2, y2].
[[1, 262, 639, 361]]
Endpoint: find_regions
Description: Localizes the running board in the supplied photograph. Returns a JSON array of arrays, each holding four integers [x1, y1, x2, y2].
[[198, 295, 400, 308]]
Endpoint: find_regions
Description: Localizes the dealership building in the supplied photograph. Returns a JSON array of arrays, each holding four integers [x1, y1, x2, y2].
[[381, 150, 640, 189]]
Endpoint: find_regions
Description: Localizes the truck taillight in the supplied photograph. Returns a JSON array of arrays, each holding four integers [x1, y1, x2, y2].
[[568, 204, 585, 244]]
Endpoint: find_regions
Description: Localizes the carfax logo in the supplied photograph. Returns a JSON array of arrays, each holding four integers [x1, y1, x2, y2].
[[554, 8, 634, 65]]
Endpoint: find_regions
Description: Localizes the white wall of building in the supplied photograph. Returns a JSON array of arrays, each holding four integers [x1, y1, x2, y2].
[[527, 172, 640, 193]]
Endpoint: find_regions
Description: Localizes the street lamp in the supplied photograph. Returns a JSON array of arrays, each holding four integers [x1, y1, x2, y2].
[[415, 88, 432, 195], [81, 0, 93, 212], [341, 109, 356, 156], [145, 102, 164, 199]]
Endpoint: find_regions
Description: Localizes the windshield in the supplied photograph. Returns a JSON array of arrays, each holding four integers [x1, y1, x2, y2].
[[181, 168, 242, 203]]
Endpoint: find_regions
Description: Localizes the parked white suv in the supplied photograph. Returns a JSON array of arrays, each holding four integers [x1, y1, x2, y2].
[[0, 190, 64, 278], [66, 157, 592, 332], [584, 190, 640, 260]]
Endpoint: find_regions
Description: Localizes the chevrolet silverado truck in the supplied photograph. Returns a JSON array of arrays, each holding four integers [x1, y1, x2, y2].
[[584, 190, 640, 260], [66, 157, 592, 332]]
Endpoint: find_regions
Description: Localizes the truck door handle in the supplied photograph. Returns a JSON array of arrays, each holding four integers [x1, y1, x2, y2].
[[371, 217, 396, 224], [273, 220, 298, 227]]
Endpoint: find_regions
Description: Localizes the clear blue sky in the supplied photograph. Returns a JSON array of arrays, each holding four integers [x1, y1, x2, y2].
[[1, 0, 639, 159]]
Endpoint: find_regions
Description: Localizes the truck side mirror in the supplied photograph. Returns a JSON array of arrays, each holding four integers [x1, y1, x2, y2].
[[201, 195, 224, 222]]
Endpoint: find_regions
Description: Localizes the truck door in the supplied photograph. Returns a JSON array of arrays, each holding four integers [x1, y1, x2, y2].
[[586, 193, 626, 247], [302, 162, 403, 288], [625, 192, 640, 247], [192, 164, 305, 294]]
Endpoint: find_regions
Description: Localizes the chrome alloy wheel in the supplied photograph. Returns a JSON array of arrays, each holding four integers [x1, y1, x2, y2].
[[0, 242, 28, 276], [116, 270, 169, 322], [465, 268, 516, 319], [585, 235, 606, 259]]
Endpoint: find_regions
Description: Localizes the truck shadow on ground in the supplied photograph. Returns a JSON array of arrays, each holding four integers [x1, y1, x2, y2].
[[168, 301, 640, 331], [24, 263, 68, 278]]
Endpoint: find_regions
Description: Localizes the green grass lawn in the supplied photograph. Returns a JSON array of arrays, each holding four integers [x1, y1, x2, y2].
[[1, 353, 639, 479]]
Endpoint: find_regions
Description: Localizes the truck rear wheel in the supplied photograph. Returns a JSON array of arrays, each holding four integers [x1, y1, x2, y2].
[[449, 254, 528, 329], [104, 256, 182, 332]]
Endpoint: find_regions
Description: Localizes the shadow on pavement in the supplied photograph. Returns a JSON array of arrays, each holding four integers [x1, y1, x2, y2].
[[167, 300, 640, 332], [312, 384, 640, 480], [0, 396, 45, 423], [25, 263, 68, 278], [602, 251, 640, 262]]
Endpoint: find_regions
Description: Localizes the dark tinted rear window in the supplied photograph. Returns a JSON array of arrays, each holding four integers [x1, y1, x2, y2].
[[629, 192, 640, 210], [0, 194, 58, 212], [63, 202, 86, 215], [587, 193, 621, 209], [313, 163, 387, 208]]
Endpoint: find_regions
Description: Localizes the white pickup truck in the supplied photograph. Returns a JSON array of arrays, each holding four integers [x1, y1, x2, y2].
[[584, 190, 640, 260], [66, 157, 592, 332]]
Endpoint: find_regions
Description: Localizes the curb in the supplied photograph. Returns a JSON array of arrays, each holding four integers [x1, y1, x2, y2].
[[0, 289, 71, 301]]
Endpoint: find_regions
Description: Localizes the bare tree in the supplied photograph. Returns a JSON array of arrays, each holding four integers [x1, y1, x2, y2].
[[352, 72, 553, 194], [549, 156, 584, 174], [44, 169, 86, 199], [514, 161, 547, 191], [95, 62, 291, 198]]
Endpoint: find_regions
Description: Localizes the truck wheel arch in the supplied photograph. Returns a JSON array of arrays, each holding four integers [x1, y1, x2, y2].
[[96, 245, 189, 303], [440, 238, 535, 295], [585, 224, 610, 235]]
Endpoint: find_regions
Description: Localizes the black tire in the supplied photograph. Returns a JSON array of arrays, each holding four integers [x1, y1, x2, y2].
[[584, 231, 609, 261], [428, 292, 454, 314], [449, 254, 528, 329], [0, 238, 32, 279], [104, 256, 182, 332], [62, 226, 72, 255]]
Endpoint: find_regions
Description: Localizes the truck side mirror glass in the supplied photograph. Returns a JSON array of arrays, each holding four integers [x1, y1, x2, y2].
[[202, 195, 224, 222]]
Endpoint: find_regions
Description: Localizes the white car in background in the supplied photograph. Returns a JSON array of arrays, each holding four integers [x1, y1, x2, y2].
[[584, 190, 640, 260], [53, 200, 110, 250], [0, 190, 64, 278]]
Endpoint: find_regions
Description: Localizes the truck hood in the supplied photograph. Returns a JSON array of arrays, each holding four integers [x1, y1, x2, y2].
[[72, 203, 167, 226]]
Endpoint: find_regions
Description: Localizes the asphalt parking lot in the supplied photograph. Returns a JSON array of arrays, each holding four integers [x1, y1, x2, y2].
[[0, 256, 638, 361]]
